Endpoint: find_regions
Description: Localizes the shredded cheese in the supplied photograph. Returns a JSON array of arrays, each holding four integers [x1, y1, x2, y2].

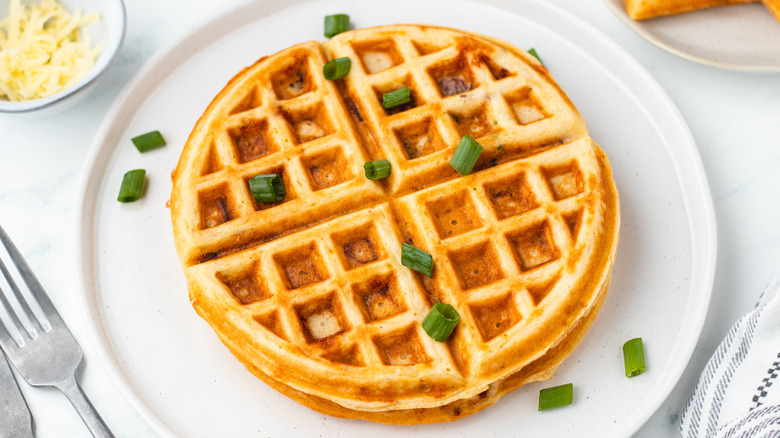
[[0, 0, 103, 101]]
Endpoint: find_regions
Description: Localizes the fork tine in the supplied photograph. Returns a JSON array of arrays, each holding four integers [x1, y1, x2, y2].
[[0, 293, 24, 348], [0, 282, 26, 345], [0, 255, 41, 336], [0, 289, 25, 351], [0, 226, 56, 331]]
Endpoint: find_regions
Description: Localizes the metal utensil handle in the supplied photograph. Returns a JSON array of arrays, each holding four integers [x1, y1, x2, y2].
[[56, 375, 115, 438], [0, 352, 34, 438]]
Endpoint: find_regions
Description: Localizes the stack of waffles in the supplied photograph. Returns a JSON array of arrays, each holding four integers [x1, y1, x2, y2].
[[170, 25, 620, 424]]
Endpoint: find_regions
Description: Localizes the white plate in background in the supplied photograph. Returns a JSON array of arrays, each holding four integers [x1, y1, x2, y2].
[[76, 0, 717, 436], [603, 0, 780, 72]]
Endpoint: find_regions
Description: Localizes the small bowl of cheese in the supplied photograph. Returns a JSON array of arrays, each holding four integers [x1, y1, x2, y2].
[[0, 0, 125, 116]]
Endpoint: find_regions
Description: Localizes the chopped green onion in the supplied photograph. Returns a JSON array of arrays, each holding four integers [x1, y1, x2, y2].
[[623, 337, 646, 377], [382, 86, 411, 109], [117, 169, 146, 203], [323, 57, 352, 80], [538, 383, 573, 411], [528, 48, 544, 66], [249, 174, 285, 203], [364, 159, 391, 180], [401, 243, 432, 277], [450, 135, 483, 175], [324, 14, 350, 38], [131, 130, 166, 152], [422, 303, 459, 342]]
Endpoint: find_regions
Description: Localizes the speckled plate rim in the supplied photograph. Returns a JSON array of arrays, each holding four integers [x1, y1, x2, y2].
[[602, 0, 780, 73]]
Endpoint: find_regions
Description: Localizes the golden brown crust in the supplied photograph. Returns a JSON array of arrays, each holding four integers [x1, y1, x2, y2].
[[171, 24, 620, 423], [625, 0, 759, 20]]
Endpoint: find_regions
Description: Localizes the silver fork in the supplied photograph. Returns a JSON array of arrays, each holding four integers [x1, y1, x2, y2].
[[0, 225, 114, 438]]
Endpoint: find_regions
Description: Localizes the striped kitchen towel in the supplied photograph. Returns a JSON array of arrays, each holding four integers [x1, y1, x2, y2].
[[681, 269, 780, 437]]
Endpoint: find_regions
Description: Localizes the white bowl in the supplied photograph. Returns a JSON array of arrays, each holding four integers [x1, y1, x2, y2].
[[0, 0, 126, 116]]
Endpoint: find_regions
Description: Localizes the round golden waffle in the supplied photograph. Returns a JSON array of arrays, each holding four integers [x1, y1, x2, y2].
[[171, 24, 620, 424]]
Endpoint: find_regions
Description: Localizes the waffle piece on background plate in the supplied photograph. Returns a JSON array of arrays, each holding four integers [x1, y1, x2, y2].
[[764, 0, 780, 21], [170, 24, 620, 424], [625, 0, 758, 19]]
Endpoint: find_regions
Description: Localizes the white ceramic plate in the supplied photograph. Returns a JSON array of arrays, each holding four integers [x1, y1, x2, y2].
[[603, 0, 780, 72], [76, 0, 717, 436]]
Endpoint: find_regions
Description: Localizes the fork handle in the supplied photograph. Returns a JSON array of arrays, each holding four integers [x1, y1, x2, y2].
[[56, 375, 115, 438]]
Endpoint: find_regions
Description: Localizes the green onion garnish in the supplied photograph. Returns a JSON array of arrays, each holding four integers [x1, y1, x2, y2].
[[323, 57, 352, 80], [450, 135, 483, 175], [528, 48, 544, 66], [324, 14, 350, 38], [422, 303, 459, 342], [364, 159, 391, 180], [249, 174, 285, 203], [401, 243, 432, 277], [538, 383, 573, 411], [623, 337, 646, 377], [117, 169, 146, 203], [131, 130, 166, 153], [382, 86, 411, 109]]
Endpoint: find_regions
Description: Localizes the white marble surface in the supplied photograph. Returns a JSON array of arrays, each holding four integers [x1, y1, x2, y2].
[[0, 0, 778, 436]]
